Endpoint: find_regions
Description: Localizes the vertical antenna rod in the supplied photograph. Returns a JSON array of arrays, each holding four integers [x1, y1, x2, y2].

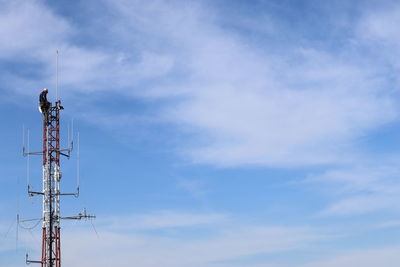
[[56, 50, 59, 101]]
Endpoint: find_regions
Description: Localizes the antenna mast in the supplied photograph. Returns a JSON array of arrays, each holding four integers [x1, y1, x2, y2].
[[56, 50, 59, 101], [22, 63, 94, 267]]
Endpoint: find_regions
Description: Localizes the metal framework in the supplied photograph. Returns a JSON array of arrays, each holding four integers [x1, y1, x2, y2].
[[22, 99, 95, 267]]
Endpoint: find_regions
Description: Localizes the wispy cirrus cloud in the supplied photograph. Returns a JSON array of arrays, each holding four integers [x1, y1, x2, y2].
[[59, 212, 325, 267], [84, 0, 399, 167], [2, 0, 399, 167], [8, 210, 327, 267], [300, 246, 400, 267], [100, 210, 227, 230], [306, 160, 400, 216]]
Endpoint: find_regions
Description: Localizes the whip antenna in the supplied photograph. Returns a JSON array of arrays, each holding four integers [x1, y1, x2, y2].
[[56, 50, 59, 101]]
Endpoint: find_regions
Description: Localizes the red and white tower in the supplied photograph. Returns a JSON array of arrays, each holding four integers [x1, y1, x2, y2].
[[23, 98, 94, 267], [40, 100, 63, 267]]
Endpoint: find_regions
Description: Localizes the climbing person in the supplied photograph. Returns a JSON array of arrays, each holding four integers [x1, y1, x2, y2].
[[39, 88, 51, 118]]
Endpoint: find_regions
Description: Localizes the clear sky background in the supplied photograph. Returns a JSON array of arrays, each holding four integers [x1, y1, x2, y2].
[[2, 0, 400, 266]]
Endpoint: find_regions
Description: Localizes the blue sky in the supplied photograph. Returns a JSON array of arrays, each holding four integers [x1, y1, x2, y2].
[[2, 0, 400, 266]]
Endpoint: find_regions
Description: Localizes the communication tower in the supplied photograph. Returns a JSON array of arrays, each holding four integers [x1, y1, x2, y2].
[[21, 96, 95, 267]]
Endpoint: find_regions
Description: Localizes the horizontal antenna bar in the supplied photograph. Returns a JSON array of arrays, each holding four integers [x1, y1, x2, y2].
[[59, 191, 79, 197], [28, 191, 44, 196], [28, 185, 44, 196], [26, 253, 42, 265], [60, 208, 95, 220], [60, 152, 70, 158], [19, 217, 43, 223], [60, 215, 96, 220], [23, 151, 43, 156]]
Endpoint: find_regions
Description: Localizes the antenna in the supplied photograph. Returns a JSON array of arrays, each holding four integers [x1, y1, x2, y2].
[[16, 214, 19, 252], [77, 132, 80, 196], [71, 118, 74, 149], [27, 129, 30, 189], [22, 124, 25, 154], [67, 123, 70, 147], [56, 50, 59, 101], [67, 119, 74, 152]]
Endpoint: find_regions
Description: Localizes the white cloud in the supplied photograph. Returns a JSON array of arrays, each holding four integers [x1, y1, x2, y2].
[[163, 42, 396, 166], [309, 163, 400, 216], [102, 0, 399, 166], [1, 0, 399, 167], [8, 211, 325, 266], [59, 216, 323, 267], [358, 5, 400, 46], [0, 0, 70, 58], [374, 220, 400, 229], [0, 0, 173, 98], [301, 246, 400, 267], [356, 4, 400, 70], [100, 210, 227, 230], [177, 178, 207, 199], [321, 194, 399, 216]]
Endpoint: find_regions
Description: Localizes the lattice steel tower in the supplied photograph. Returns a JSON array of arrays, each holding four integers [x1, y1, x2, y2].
[[23, 96, 95, 267]]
